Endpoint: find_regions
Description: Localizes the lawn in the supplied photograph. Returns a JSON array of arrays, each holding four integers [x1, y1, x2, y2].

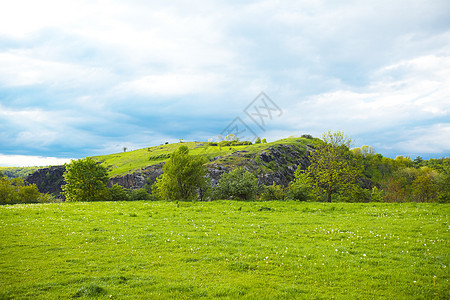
[[0, 201, 448, 299]]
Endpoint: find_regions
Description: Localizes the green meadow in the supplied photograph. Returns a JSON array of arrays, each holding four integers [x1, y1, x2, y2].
[[0, 201, 448, 299]]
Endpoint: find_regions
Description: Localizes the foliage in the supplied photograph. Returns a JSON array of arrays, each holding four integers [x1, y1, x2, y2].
[[286, 169, 312, 201], [107, 184, 130, 201], [260, 182, 285, 201], [305, 131, 362, 202], [261, 138, 267, 143], [153, 146, 208, 200], [0, 201, 448, 299], [255, 137, 261, 144], [218, 140, 252, 147], [148, 153, 171, 161], [130, 188, 155, 201], [62, 158, 109, 202], [0, 166, 42, 179], [370, 186, 384, 202], [0, 177, 53, 204], [214, 167, 259, 200]]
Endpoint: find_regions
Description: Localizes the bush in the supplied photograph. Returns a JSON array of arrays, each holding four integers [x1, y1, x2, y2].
[[214, 167, 259, 200], [285, 181, 310, 201], [107, 184, 130, 201], [0, 177, 54, 204], [130, 188, 155, 201], [260, 182, 285, 201]]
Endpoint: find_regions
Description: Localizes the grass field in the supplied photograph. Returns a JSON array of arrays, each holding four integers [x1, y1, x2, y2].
[[0, 201, 448, 299]]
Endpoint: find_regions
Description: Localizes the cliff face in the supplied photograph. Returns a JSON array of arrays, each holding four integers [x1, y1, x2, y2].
[[25, 165, 66, 196], [26, 143, 314, 194], [206, 143, 313, 187]]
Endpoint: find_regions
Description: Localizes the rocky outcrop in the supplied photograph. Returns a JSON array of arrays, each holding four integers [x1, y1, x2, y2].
[[25, 165, 66, 195], [205, 143, 314, 186], [108, 163, 164, 190]]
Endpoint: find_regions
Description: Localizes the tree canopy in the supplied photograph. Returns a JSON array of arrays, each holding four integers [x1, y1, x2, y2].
[[305, 131, 361, 202], [153, 146, 208, 200], [62, 158, 109, 202]]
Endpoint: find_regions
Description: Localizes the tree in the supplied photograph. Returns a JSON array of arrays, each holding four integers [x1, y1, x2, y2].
[[287, 168, 312, 201], [305, 131, 361, 202], [261, 138, 267, 143], [62, 158, 109, 202], [214, 167, 259, 200], [153, 146, 208, 200], [0, 177, 51, 204], [255, 137, 262, 144]]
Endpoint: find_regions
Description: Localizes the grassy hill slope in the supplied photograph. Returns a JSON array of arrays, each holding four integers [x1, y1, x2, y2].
[[0, 166, 43, 179], [91, 137, 318, 177]]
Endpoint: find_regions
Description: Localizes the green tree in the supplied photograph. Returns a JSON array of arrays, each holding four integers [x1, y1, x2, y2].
[[261, 138, 267, 143], [214, 167, 259, 200], [153, 146, 208, 200], [255, 137, 262, 144], [305, 131, 361, 202], [287, 168, 312, 201], [0, 177, 51, 204], [62, 158, 109, 202]]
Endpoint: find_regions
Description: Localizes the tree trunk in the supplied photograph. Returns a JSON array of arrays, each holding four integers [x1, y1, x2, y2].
[[327, 186, 332, 202]]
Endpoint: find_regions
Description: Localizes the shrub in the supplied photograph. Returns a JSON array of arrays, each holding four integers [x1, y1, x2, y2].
[[285, 181, 310, 201], [130, 188, 157, 201], [214, 167, 259, 200], [0, 177, 54, 204], [107, 184, 130, 201], [260, 182, 285, 201]]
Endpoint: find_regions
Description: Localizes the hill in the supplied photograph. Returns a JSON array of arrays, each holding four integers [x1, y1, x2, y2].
[[0, 166, 43, 179], [26, 137, 319, 195]]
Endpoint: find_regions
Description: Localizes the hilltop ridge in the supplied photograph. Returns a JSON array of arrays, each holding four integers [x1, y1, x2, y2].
[[26, 137, 318, 195]]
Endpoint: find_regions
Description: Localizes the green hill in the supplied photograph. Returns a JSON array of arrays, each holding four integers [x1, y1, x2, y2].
[[91, 137, 318, 177], [0, 166, 43, 179]]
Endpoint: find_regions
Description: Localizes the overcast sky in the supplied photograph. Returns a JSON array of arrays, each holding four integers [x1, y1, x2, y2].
[[1, 0, 449, 166]]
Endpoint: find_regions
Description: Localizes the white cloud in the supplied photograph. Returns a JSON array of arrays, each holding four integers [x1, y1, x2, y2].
[[392, 123, 450, 155], [0, 0, 449, 158], [116, 72, 226, 97], [0, 51, 116, 88], [0, 154, 73, 167]]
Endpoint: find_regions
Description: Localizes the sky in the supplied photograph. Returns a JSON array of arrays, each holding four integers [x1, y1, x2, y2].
[[1, 0, 449, 167]]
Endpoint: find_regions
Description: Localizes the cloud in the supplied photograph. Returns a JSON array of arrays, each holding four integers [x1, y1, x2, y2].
[[0, 154, 72, 167], [0, 0, 449, 162]]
